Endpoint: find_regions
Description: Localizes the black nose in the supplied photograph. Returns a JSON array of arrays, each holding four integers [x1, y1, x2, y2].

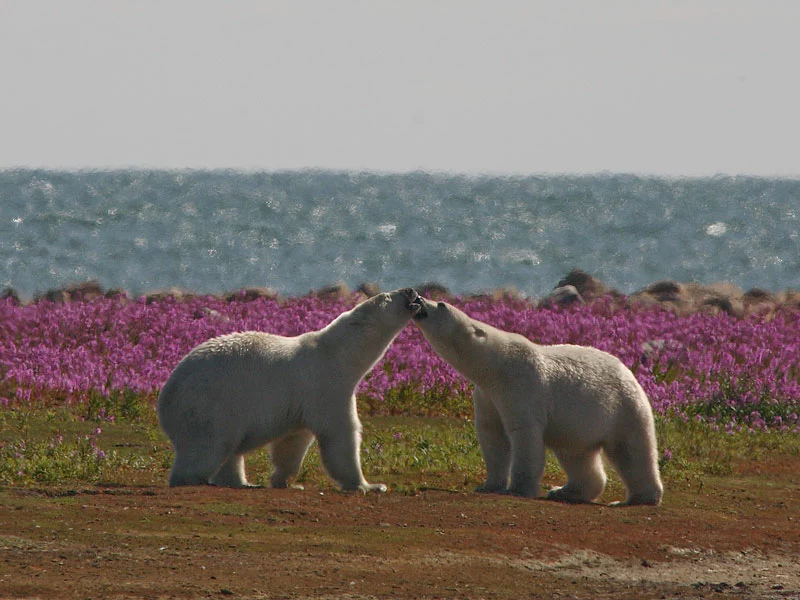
[[412, 296, 428, 319], [403, 288, 419, 303]]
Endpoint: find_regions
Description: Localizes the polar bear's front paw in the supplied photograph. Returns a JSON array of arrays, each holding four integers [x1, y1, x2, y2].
[[505, 474, 540, 498], [608, 493, 661, 507], [499, 487, 539, 498], [546, 486, 592, 504], [359, 482, 388, 493], [475, 482, 505, 493]]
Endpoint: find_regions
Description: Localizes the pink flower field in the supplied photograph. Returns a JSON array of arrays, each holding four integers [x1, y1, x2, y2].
[[1, 294, 799, 433]]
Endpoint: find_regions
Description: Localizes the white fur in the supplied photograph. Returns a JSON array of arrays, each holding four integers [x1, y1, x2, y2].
[[413, 298, 663, 505], [158, 289, 420, 491]]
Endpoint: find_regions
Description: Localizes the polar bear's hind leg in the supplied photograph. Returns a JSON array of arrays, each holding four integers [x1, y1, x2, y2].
[[547, 448, 607, 503], [168, 450, 220, 487], [209, 454, 253, 487], [604, 434, 663, 506], [270, 429, 316, 488]]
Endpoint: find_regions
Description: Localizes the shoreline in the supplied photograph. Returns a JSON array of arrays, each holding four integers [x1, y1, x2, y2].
[[3, 268, 800, 317]]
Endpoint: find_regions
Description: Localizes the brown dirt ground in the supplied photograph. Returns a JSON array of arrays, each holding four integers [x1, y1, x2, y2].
[[2, 454, 799, 600]]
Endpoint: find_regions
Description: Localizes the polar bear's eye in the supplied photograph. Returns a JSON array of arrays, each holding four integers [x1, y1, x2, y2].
[[437, 302, 446, 309]]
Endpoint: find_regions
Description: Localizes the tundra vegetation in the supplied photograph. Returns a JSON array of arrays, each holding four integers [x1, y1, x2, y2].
[[1, 291, 799, 486], [1, 292, 799, 599]]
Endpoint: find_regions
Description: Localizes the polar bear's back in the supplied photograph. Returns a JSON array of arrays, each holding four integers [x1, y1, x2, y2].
[[535, 343, 653, 445], [158, 331, 309, 445], [539, 343, 639, 387], [162, 332, 301, 394], [185, 331, 297, 361]]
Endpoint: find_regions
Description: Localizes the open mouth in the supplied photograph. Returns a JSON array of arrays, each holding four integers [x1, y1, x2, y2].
[[403, 288, 420, 309], [411, 297, 428, 320], [403, 288, 427, 318]]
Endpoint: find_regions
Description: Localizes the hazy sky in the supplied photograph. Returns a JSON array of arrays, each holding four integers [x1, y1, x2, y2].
[[2, 1, 799, 176]]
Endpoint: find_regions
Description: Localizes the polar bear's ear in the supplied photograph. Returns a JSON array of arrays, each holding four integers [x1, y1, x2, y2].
[[472, 326, 487, 339], [378, 293, 392, 310]]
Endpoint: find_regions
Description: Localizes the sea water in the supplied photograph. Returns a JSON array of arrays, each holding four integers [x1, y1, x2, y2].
[[1, 169, 798, 299]]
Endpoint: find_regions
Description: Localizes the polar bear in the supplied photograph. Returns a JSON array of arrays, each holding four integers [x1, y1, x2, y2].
[[158, 288, 421, 491], [411, 297, 663, 505]]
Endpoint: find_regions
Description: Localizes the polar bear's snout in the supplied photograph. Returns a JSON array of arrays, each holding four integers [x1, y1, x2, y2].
[[403, 288, 423, 313], [411, 296, 433, 319]]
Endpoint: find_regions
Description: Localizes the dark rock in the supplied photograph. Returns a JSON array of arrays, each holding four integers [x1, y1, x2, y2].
[[630, 281, 745, 316], [700, 295, 736, 315], [104, 288, 130, 302], [313, 282, 351, 301], [644, 280, 683, 300], [35, 280, 106, 303], [144, 288, 196, 304], [539, 285, 584, 308], [356, 282, 382, 298], [223, 287, 278, 302], [1, 287, 21, 305], [556, 269, 613, 301], [778, 289, 800, 309]]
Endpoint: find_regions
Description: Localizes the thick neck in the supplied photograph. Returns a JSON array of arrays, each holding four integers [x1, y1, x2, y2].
[[417, 331, 464, 379], [315, 311, 408, 386]]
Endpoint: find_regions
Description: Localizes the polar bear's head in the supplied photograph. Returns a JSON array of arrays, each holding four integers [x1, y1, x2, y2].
[[319, 288, 422, 376], [411, 297, 490, 378], [339, 287, 422, 336], [361, 287, 421, 323]]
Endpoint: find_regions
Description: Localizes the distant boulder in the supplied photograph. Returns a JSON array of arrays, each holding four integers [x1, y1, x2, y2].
[[1, 287, 21, 305], [223, 287, 278, 302], [777, 289, 800, 310], [143, 288, 197, 304], [741, 288, 779, 315], [356, 282, 382, 299], [539, 285, 584, 308], [556, 269, 616, 301], [630, 280, 745, 316], [104, 288, 130, 303], [313, 282, 351, 301], [35, 280, 106, 303]]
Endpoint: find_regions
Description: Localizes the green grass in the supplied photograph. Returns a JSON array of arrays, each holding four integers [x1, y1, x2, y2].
[[2, 393, 799, 494]]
